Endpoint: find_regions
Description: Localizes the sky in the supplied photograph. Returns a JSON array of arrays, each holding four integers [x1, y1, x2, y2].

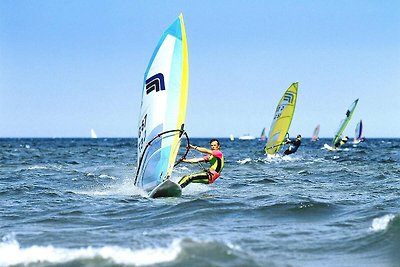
[[1, 0, 399, 138]]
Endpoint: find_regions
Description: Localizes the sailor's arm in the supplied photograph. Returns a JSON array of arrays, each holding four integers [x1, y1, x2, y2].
[[182, 157, 205, 163], [189, 144, 213, 155]]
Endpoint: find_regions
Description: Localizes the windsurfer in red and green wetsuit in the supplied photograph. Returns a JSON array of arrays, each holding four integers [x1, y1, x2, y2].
[[178, 139, 224, 188]]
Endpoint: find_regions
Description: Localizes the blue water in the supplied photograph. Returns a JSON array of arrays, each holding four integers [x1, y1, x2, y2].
[[0, 138, 399, 267]]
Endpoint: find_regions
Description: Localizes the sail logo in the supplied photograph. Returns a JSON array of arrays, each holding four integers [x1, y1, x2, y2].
[[283, 92, 294, 103], [146, 73, 165, 94]]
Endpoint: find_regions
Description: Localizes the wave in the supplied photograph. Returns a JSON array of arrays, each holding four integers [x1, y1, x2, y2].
[[0, 234, 180, 266], [0, 235, 260, 267], [370, 214, 397, 232]]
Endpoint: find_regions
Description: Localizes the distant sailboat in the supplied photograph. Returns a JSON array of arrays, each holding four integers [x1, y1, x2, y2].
[[324, 99, 359, 150], [134, 14, 189, 198], [91, 129, 97, 138], [259, 127, 266, 141], [311, 124, 320, 142], [239, 134, 256, 140], [353, 119, 363, 144], [264, 82, 298, 156], [229, 134, 235, 141]]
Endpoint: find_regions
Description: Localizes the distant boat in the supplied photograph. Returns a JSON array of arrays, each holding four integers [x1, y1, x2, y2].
[[239, 134, 256, 140], [259, 127, 266, 141], [90, 129, 97, 138], [229, 134, 235, 141], [311, 124, 320, 142], [324, 99, 359, 150], [264, 82, 298, 156], [353, 119, 363, 144], [134, 14, 189, 198]]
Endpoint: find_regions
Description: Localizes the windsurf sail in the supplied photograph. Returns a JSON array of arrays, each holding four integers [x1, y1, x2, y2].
[[91, 129, 97, 138], [354, 119, 363, 143], [264, 82, 298, 155], [332, 99, 359, 147], [134, 14, 189, 197], [311, 124, 320, 142], [260, 127, 266, 141]]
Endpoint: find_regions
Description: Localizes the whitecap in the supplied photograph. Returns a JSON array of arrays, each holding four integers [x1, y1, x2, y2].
[[0, 234, 182, 266], [27, 165, 49, 170], [237, 158, 252, 164], [370, 214, 396, 232], [99, 174, 117, 180]]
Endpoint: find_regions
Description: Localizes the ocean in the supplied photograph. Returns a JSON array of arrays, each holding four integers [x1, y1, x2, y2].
[[0, 137, 399, 267]]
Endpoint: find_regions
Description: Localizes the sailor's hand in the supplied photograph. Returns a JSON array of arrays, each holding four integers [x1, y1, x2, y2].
[[189, 144, 198, 150]]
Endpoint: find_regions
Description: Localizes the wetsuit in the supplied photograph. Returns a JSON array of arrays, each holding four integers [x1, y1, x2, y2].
[[178, 150, 224, 188], [283, 138, 301, 155], [334, 138, 348, 148]]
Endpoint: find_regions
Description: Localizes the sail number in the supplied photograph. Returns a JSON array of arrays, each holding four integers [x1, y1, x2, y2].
[[274, 104, 286, 120], [138, 114, 147, 152]]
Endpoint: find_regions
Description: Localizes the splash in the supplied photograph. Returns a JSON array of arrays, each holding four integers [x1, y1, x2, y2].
[[74, 178, 147, 197], [237, 158, 252, 164], [0, 234, 182, 266], [370, 214, 396, 232]]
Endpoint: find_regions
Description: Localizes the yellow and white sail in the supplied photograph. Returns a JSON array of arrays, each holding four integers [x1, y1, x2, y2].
[[265, 82, 298, 155]]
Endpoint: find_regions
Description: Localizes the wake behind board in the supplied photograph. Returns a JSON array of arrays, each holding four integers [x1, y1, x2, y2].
[[324, 143, 337, 151], [149, 179, 182, 198]]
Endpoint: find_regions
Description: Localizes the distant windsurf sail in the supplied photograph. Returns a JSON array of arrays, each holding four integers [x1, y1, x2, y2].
[[354, 119, 363, 143], [134, 14, 189, 198], [311, 124, 320, 142], [332, 99, 359, 147], [91, 129, 97, 139], [265, 82, 298, 155], [260, 127, 266, 141]]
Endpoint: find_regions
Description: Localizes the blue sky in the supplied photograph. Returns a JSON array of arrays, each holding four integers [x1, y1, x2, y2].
[[1, 0, 399, 138]]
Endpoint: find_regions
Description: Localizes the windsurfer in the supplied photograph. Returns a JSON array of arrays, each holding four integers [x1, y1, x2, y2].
[[283, 134, 302, 156], [178, 139, 224, 188], [335, 136, 349, 148]]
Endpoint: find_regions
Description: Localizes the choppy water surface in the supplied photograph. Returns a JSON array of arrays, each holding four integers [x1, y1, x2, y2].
[[0, 138, 399, 266]]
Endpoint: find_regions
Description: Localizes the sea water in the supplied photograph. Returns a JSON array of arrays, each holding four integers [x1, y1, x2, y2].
[[0, 138, 399, 267]]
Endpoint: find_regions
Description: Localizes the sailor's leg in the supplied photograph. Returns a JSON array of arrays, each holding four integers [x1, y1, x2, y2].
[[178, 171, 210, 188]]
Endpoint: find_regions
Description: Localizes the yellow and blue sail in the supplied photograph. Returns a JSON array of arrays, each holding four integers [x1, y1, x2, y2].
[[332, 99, 358, 147], [135, 14, 189, 192], [265, 82, 298, 155]]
